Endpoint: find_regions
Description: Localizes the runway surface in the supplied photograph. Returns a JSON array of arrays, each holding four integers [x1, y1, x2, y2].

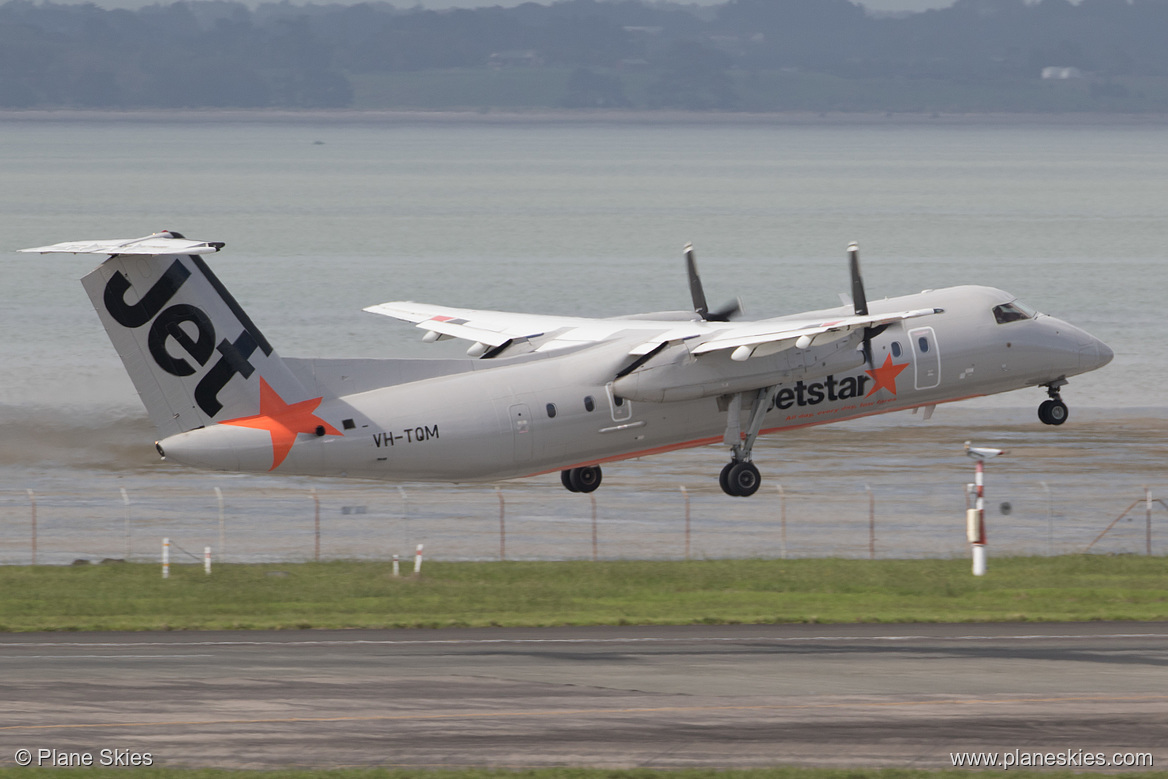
[[1, 622, 1166, 769]]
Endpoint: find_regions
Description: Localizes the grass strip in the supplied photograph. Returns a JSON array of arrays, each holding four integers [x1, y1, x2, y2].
[[1, 556, 1166, 632], [0, 768, 1162, 779]]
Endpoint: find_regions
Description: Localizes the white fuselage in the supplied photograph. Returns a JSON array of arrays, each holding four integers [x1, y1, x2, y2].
[[159, 285, 1112, 482]]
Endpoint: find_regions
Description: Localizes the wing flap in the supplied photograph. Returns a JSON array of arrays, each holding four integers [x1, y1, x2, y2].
[[627, 325, 706, 356], [420, 318, 514, 347]]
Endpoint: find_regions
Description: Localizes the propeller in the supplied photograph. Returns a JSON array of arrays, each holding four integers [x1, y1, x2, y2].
[[848, 242, 867, 317], [685, 243, 741, 322], [848, 242, 886, 367]]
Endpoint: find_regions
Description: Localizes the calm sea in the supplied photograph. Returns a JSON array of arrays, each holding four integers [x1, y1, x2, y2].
[[1, 115, 1165, 563]]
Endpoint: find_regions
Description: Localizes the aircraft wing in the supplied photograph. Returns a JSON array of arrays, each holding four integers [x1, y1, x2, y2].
[[367, 299, 938, 362], [689, 308, 940, 361], [367, 300, 714, 354], [20, 233, 224, 256], [364, 301, 597, 348]]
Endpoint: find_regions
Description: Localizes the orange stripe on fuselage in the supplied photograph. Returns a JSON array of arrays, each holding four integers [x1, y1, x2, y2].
[[528, 392, 987, 478]]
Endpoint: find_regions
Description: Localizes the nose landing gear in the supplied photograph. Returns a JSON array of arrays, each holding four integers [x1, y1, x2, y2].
[[1038, 380, 1069, 426]]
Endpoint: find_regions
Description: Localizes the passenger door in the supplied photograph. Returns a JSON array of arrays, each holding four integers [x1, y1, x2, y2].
[[908, 326, 941, 390]]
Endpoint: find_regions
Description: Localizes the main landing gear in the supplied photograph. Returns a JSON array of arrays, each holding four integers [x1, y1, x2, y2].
[[720, 460, 761, 497], [1038, 380, 1069, 426], [561, 465, 602, 493], [717, 386, 779, 497]]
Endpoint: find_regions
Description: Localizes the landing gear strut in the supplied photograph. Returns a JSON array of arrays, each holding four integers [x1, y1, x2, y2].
[[1038, 380, 1069, 426], [561, 465, 602, 493], [718, 386, 778, 497]]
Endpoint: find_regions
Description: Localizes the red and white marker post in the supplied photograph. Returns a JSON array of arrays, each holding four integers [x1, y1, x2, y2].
[[968, 460, 987, 576], [964, 441, 1006, 577]]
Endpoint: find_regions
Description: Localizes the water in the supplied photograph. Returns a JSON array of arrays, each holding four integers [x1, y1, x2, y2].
[[2, 115, 1166, 563]]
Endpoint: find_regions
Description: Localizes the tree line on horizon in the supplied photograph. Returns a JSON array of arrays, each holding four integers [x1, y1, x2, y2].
[[1, 0, 1166, 111]]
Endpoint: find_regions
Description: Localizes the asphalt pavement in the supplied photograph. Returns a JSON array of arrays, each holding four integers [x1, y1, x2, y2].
[[1, 622, 1165, 769]]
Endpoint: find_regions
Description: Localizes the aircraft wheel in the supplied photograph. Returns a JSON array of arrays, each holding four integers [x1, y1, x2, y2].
[[1047, 400, 1069, 425], [1037, 400, 1052, 424], [724, 461, 761, 497], [1038, 399, 1069, 426], [569, 465, 602, 493], [719, 461, 736, 495], [561, 470, 580, 493]]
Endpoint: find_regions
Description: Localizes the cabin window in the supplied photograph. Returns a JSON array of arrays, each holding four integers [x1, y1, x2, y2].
[[993, 301, 1036, 324], [613, 395, 625, 407], [917, 336, 930, 353], [890, 341, 902, 358], [546, 403, 557, 419], [584, 396, 595, 412]]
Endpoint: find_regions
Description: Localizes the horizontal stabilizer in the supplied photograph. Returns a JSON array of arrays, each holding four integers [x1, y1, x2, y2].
[[21, 232, 224, 256]]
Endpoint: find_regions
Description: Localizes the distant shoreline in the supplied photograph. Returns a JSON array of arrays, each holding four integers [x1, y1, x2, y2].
[[4, 108, 1168, 126]]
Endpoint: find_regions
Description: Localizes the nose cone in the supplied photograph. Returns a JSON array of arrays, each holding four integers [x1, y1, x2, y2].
[[1029, 316, 1113, 380], [1079, 334, 1114, 372]]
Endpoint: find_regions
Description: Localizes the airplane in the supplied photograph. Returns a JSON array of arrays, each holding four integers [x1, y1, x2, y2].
[[22, 232, 1113, 497]]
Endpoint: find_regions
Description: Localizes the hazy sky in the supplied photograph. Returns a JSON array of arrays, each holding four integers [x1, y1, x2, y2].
[[47, 0, 957, 14], [410, 0, 955, 10]]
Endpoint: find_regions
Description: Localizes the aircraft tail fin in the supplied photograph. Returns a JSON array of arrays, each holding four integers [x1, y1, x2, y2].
[[23, 232, 312, 439]]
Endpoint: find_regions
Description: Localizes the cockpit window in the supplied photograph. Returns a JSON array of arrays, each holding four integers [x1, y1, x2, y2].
[[993, 301, 1036, 324]]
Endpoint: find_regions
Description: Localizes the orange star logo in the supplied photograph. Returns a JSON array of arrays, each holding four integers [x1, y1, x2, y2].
[[865, 354, 909, 398], [219, 378, 341, 470]]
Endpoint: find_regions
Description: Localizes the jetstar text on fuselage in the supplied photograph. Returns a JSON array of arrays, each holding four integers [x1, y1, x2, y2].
[[767, 373, 872, 414], [767, 353, 914, 415]]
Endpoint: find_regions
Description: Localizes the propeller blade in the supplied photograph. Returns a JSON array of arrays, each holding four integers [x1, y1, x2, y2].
[[706, 298, 742, 322], [684, 243, 710, 320], [848, 242, 868, 317], [849, 242, 877, 367], [685, 243, 742, 322]]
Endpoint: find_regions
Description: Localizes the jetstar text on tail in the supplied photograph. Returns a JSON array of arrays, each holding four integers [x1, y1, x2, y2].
[[102, 257, 272, 416]]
